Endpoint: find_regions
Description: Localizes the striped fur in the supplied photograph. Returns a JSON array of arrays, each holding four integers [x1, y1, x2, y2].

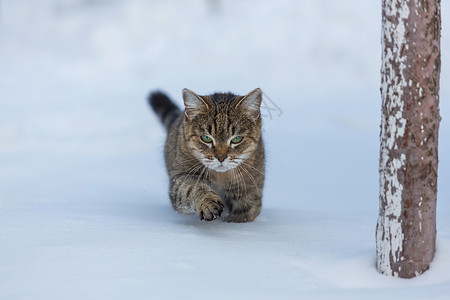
[[149, 89, 265, 222]]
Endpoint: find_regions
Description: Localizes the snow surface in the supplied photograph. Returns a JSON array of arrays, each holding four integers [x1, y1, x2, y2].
[[1, 1, 450, 299]]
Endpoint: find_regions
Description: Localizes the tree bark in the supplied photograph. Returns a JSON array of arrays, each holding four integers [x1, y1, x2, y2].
[[376, 0, 441, 278]]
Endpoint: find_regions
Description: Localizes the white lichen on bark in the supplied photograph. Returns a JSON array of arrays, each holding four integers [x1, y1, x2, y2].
[[377, 0, 410, 277]]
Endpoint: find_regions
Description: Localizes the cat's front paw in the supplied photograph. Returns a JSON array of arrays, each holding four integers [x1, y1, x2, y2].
[[196, 192, 225, 221]]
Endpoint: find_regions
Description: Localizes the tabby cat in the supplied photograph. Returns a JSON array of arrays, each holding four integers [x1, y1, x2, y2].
[[149, 88, 265, 222]]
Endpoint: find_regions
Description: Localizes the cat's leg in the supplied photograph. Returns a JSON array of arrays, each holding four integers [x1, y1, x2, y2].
[[226, 192, 262, 223], [169, 176, 225, 221]]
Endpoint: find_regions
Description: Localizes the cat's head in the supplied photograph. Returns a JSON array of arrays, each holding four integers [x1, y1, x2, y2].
[[182, 88, 263, 173]]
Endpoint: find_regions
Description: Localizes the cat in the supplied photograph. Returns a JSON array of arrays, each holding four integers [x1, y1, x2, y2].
[[148, 88, 265, 222]]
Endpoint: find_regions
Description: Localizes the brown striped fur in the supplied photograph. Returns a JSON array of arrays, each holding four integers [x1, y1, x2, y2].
[[149, 88, 265, 222]]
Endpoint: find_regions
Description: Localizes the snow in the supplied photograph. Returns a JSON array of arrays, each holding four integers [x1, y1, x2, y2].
[[1, 0, 450, 299]]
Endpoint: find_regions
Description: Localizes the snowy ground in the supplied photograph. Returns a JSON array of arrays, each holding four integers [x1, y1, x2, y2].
[[1, 1, 449, 299]]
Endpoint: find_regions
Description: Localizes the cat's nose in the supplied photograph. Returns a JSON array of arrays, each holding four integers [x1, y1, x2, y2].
[[215, 155, 227, 163]]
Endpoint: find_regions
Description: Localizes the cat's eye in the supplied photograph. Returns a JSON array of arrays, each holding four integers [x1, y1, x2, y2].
[[231, 136, 244, 144], [200, 135, 213, 143]]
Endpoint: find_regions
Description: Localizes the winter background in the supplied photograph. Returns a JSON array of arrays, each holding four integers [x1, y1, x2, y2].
[[0, 0, 449, 299]]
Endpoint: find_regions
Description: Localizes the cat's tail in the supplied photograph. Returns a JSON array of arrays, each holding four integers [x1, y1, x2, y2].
[[148, 91, 181, 131]]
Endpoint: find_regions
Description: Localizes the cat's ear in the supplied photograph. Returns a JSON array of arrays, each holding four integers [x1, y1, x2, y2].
[[234, 88, 262, 120], [183, 88, 210, 119]]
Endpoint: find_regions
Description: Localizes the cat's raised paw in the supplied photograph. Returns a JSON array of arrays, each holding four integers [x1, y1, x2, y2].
[[197, 193, 224, 221]]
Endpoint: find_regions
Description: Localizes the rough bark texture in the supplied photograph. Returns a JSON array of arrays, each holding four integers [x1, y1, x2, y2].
[[376, 0, 441, 278]]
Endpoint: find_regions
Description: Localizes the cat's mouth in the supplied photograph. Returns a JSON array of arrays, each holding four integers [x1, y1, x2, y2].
[[202, 159, 238, 173], [215, 164, 228, 172], [210, 163, 232, 173]]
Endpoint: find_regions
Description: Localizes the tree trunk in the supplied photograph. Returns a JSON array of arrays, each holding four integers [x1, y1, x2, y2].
[[376, 0, 441, 278]]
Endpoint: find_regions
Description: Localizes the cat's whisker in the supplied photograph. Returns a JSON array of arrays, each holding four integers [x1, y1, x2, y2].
[[232, 169, 239, 199], [205, 166, 211, 189], [195, 165, 207, 191], [231, 168, 238, 199], [179, 163, 204, 181], [233, 168, 240, 200], [238, 165, 259, 192], [200, 167, 207, 193], [240, 161, 265, 176], [236, 167, 246, 199]]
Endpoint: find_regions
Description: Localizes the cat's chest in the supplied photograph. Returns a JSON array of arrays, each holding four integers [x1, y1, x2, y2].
[[210, 171, 233, 199]]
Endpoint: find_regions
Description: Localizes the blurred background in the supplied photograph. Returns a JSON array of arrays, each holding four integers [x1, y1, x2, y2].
[[0, 0, 449, 217]]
